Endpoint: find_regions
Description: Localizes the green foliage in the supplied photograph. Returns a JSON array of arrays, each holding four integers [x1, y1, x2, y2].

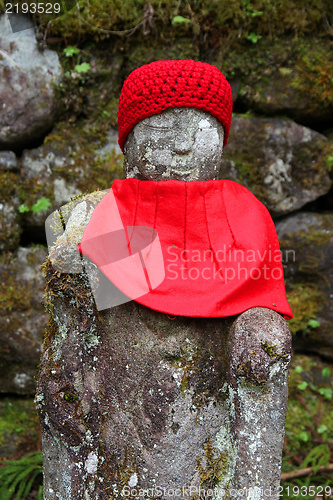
[[307, 319, 321, 329], [318, 387, 333, 400], [63, 45, 80, 57], [327, 155, 333, 172], [31, 197, 52, 214], [18, 197, 52, 215], [74, 62, 91, 74], [246, 32, 262, 43], [283, 355, 333, 496], [18, 204, 30, 214], [0, 452, 43, 500], [0, 399, 39, 448], [171, 15, 190, 25], [242, 0, 263, 17], [301, 444, 330, 475]]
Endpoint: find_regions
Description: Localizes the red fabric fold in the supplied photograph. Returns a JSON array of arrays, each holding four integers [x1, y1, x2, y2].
[[78, 178, 293, 319]]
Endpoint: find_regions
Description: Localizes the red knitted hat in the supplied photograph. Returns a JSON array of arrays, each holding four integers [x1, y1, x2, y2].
[[118, 60, 233, 152]]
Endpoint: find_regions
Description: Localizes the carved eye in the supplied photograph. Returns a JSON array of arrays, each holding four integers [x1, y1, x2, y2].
[[145, 124, 173, 132]]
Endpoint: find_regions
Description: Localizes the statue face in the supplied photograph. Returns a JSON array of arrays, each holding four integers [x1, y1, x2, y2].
[[124, 108, 224, 181]]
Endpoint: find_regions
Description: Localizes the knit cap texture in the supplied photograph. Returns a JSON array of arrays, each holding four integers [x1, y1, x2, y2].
[[118, 59, 233, 151]]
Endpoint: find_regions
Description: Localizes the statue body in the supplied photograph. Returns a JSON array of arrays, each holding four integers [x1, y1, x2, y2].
[[38, 92, 291, 499]]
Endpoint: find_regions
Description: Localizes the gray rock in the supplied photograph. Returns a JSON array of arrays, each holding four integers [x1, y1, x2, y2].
[[20, 142, 82, 230], [0, 200, 21, 251], [94, 129, 122, 160], [214, 39, 333, 128], [0, 14, 62, 150], [0, 151, 18, 171], [19, 124, 123, 232], [276, 212, 333, 359], [238, 68, 333, 128], [222, 115, 332, 216], [0, 246, 48, 395]]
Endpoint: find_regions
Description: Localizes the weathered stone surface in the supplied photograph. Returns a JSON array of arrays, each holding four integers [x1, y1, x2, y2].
[[19, 124, 123, 233], [0, 166, 21, 251], [215, 38, 333, 128], [0, 151, 18, 171], [237, 68, 333, 127], [124, 108, 224, 180], [94, 129, 122, 159], [227, 308, 291, 494], [0, 14, 62, 150], [37, 107, 292, 499], [222, 115, 332, 216], [0, 200, 21, 251], [0, 246, 48, 395], [276, 212, 333, 360], [122, 39, 199, 80], [38, 221, 291, 498]]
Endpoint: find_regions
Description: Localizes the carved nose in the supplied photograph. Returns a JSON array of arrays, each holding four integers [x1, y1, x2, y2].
[[174, 134, 192, 154]]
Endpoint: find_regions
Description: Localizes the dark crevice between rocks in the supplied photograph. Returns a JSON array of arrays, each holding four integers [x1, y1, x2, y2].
[[272, 187, 333, 225], [0, 127, 55, 157], [300, 185, 333, 213], [232, 97, 333, 137], [20, 226, 48, 247]]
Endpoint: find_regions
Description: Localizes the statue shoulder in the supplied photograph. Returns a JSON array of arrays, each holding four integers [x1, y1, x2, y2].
[[45, 190, 108, 273]]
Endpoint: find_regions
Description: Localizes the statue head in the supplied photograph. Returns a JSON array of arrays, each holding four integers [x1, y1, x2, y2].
[[117, 60, 233, 181]]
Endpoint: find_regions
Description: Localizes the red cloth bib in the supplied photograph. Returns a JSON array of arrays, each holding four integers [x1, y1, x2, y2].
[[78, 179, 293, 319]]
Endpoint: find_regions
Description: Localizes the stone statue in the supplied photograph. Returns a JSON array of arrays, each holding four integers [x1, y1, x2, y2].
[[37, 60, 292, 500]]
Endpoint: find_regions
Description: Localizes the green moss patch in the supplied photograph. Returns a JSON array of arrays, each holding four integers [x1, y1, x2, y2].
[[0, 172, 19, 204], [28, 0, 332, 45], [0, 398, 40, 458], [286, 284, 326, 335], [196, 436, 228, 491]]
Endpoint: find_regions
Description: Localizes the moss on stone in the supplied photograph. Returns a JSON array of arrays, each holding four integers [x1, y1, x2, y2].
[[0, 171, 19, 203], [18, 175, 55, 208], [32, 0, 332, 46], [196, 436, 228, 491], [290, 139, 332, 192], [122, 38, 199, 78], [0, 253, 34, 312], [99, 448, 140, 498], [291, 46, 333, 109], [294, 229, 332, 247], [261, 341, 289, 360], [42, 118, 124, 196], [168, 335, 227, 414], [0, 398, 40, 456], [286, 284, 326, 335], [63, 392, 78, 403]]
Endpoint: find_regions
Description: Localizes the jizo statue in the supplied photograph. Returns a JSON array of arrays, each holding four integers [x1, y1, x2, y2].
[[39, 60, 292, 500]]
